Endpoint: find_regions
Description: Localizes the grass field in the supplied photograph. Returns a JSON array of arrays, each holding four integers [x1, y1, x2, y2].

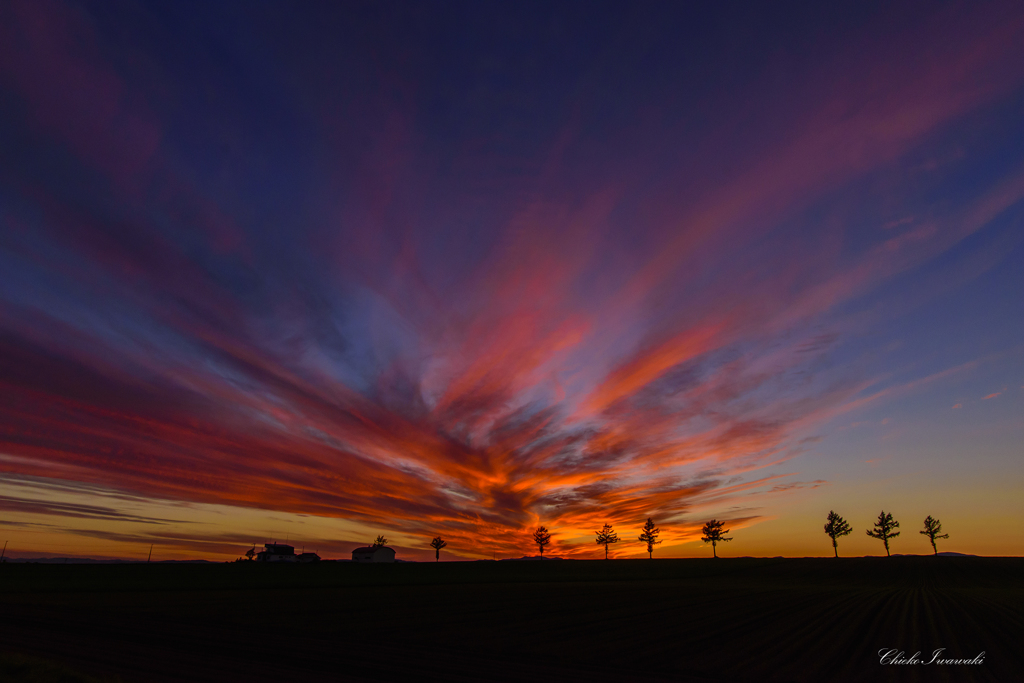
[[1, 557, 1019, 682]]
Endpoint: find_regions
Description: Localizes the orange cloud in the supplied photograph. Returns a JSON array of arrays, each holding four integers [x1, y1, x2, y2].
[[1, 2, 1022, 561]]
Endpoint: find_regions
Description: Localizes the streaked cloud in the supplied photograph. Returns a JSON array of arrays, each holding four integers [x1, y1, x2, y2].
[[0, 2, 1022, 559]]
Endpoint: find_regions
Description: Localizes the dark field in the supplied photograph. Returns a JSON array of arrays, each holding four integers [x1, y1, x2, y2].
[[1, 557, 1020, 682]]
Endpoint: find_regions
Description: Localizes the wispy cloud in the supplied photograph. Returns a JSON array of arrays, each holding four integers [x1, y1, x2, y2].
[[0, 495, 188, 525], [0, 2, 1022, 558]]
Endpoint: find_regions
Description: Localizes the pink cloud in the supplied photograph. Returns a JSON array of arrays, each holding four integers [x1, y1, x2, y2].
[[1, 3, 1023, 560]]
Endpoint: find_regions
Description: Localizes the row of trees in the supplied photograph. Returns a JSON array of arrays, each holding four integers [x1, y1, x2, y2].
[[421, 518, 731, 562], [824, 510, 949, 557], [416, 511, 949, 561], [539, 518, 732, 559]]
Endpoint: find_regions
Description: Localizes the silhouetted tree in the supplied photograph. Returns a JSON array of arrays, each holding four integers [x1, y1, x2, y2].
[[637, 518, 662, 559], [920, 516, 948, 555], [701, 519, 732, 558], [595, 523, 619, 559], [533, 526, 551, 556], [373, 535, 388, 548], [823, 510, 852, 558], [244, 544, 256, 561], [866, 511, 900, 556], [429, 536, 447, 562]]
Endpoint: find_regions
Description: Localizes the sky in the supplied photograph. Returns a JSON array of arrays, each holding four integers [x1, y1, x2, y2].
[[0, 1, 1022, 562]]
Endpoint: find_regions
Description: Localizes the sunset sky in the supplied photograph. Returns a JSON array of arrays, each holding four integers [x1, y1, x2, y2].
[[1, 1, 1022, 561]]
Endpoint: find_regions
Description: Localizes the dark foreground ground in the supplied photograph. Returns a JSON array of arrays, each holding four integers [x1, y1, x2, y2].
[[0, 556, 1020, 683]]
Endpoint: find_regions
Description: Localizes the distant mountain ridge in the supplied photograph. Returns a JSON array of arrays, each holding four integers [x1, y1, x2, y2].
[[3, 557, 218, 564], [891, 552, 976, 557], [2, 553, 982, 563]]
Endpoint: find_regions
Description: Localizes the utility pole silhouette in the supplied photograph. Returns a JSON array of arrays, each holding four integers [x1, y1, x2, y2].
[[147, 544, 153, 563], [1, 541, 6, 563]]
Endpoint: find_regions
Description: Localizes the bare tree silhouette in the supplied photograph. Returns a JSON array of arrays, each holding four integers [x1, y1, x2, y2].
[[637, 518, 661, 558], [429, 536, 447, 562], [920, 516, 949, 555], [532, 526, 551, 556], [823, 510, 852, 558], [373, 535, 389, 548], [595, 523, 619, 559], [866, 511, 900, 556], [701, 519, 732, 558]]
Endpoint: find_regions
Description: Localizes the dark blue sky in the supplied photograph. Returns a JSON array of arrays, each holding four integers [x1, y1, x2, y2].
[[1, 1, 1021, 560]]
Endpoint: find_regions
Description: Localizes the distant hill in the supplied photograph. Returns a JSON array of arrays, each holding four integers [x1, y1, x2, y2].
[[890, 552, 977, 557], [4, 557, 218, 564]]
